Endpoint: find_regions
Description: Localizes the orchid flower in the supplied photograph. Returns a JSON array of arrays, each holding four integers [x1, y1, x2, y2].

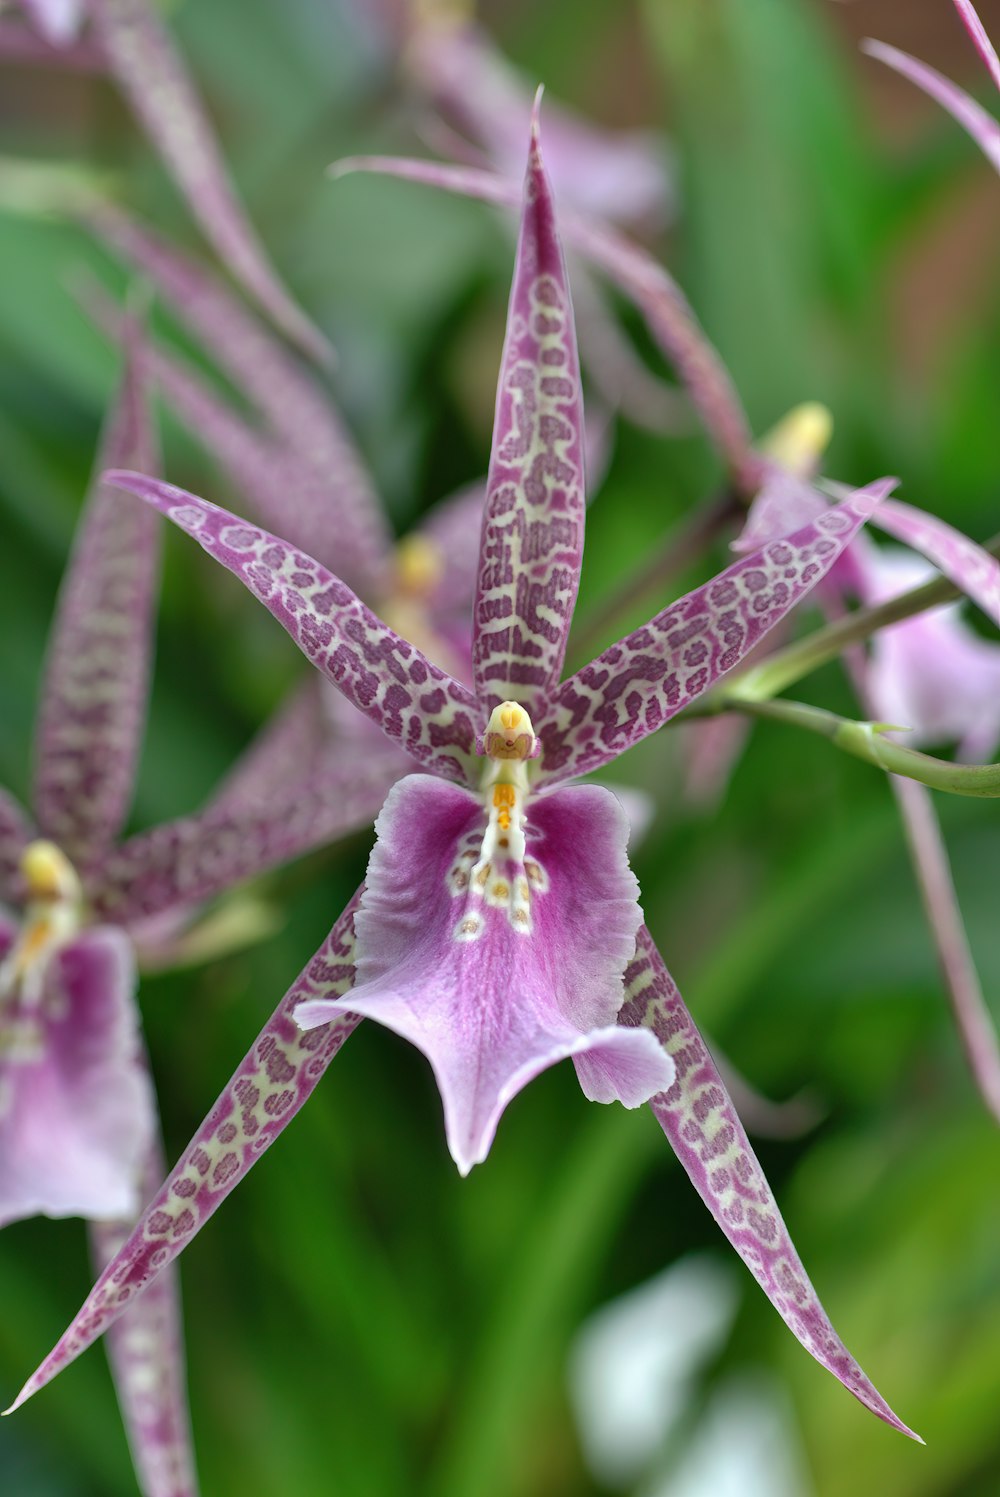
[[0, 323, 198, 1496], [863, 0, 1000, 174], [1, 0, 328, 360], [5, 110, 916, 1445], [0, 307, 418, 1488]]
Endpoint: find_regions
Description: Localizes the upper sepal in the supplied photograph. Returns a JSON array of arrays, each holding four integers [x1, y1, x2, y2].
[[473, 102, 586, 718]]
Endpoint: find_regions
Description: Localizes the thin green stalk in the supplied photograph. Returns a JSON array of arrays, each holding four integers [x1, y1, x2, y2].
[[725, 697, 1000, 797]]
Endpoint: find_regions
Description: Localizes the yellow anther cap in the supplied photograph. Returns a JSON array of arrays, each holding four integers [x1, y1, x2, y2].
[[20, 840, 81, 904], [761, 402, 833, 477], [484, 701, 537, 761]]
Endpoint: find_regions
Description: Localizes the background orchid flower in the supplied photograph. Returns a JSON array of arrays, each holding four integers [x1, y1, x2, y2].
[[1, 0, 328, 360], [0, 325, 199, 1495], [731, 448, 1000, 1124], [864, 0, 1000, 174], [4, 109, 916, 1450]]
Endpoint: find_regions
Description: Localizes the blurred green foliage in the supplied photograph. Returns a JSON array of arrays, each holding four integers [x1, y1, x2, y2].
[[1, 1, 999, 1494]]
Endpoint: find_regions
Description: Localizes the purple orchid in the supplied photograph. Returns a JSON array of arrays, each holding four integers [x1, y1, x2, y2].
[[2, 0, 328, 361], [5, 109, 917, 1444], [864, 0, 1000, 173], [0, 313, 410, 1492]]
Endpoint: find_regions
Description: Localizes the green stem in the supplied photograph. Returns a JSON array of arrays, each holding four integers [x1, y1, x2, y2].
[[728, 697, 1000, 798]]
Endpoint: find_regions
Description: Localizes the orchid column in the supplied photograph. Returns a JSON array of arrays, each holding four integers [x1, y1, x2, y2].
[[6, 106, 917, 1444]]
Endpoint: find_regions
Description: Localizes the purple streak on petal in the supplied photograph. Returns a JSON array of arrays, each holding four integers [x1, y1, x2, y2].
[[5, 896, 363, 1415], [90, 741, 401, 926], [0, 789, 35, 906], [0, 927, 155, 1228], [408, 20, 671, 227], [17, 0, 85, 45], [329, 157, 756, 487], [473, 106, 586, 717], [862, 39, 1000, 173], [872, 496, 1000, 628], [33, 320, 159, 869], [619, 925, 920, 1441], [106, 473, 481, 784], [534, 480, 894, 786], [952, 1, 1000, 92], [90, 1133, 198, 1497], [892, 774, 1000, 1124], [0, 19, 104, 67], [77, 249, 391, 596], [295, 777, 672, 1174], [87, 0, 330, 363]]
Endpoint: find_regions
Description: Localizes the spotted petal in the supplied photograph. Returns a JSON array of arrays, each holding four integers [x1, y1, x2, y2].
[[618, 925, 920, 1441], [106, 473, 481, 785], [0, 788, 34, 906], [0, 927, 154, 1227], [533, 479, 894, 787], [862, 38, 1000, 173], [87, 0, 330, 361], [472, 106, 585, 717], [89, 736, 402, 926], [295, 776, 674, 1175], [5, 896, 363, 1414], [89, 1136, 198, 1497], [33, 322, 159, 869]]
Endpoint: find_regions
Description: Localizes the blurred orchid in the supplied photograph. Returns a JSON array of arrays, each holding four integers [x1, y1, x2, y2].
[[5, 110, 917, 1443], [1, 0, 327, 359], [732, 428, 1000, 1123], [0, 325, 196, 1496], [863, 0, 1000, 173], [403, 0, 672, 229], [0, 311, 411, 1491]]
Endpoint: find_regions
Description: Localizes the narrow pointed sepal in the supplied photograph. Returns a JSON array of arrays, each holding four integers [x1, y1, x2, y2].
[[87, 0, 332, 362], [534, 479, 895, 786], [4, 896, 363, 1414], [79, 259, 392, 595], [952, 1, 1000, 91], [619, 925, 921, 1441], [90, 739, 402, 925], [33, 317, 159, 868], [105, 473, 481, 785], [473, 103, 586, 717], [862, 37, 1000, 172], [90, 1138, 199, 1497], [295, 776, 673, 1174], [872, 496, 1000, 629]]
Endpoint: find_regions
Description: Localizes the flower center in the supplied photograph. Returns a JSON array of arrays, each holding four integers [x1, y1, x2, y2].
[[446, 703, 549, 941], [0, 841, 83, 1012]]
